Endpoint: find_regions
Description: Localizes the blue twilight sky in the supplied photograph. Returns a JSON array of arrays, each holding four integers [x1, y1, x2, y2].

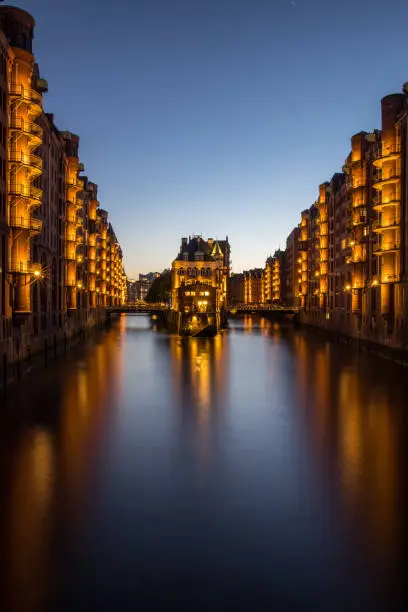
[[9, 0, 408, 276]]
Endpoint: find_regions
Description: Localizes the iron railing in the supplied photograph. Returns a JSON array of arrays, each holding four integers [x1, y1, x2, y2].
[[10, 214, 42, 232]]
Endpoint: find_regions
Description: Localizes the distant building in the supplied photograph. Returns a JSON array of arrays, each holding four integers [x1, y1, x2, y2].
[[285, 227, 299, 307], [264, 249, 286, 304], [243, 268, 264, 304], [127, 272, 160, 302], [139, 272, 160, 283], [126, 279, 135, 303], [228, 273, 244, 305]]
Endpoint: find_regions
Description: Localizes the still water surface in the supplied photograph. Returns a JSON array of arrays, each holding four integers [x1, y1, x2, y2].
[[0, 316, 406, 611]]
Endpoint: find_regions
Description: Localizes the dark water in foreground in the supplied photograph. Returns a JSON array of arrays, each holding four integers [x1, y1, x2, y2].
[[0, 315, 407, 611]]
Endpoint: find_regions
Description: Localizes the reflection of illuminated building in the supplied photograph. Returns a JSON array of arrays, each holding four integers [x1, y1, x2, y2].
[[2, 319, 126, 611], [169, 335, 228, 463], [292, 332, 400, 579]]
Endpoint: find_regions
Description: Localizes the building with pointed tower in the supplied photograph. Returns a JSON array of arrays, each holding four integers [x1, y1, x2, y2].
[[171, 235, 230, 335]]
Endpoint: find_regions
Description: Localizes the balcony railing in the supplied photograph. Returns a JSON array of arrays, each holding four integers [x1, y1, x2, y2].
[[372, 198, 400, 211], [9, 149, 42, 171], [373, 243, 400, 254], [10, 214, 42, 233], [9, 117, 43, 140], [373, 172, 400, 187], [373, 144, 400, 164], [9, 183, 43, 202], [382, 274, 399, 283], [8, 84, 42, 106], [9, 260, 42, 274], [66, 178, 81, 190], [65, 232, 77, 243], [347, 255, 366, 264], [372, 219, 400, 232], [351, 159, 364, 169]]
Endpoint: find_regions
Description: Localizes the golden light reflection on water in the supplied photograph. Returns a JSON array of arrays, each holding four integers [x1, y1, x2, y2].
[[292, 330, 401, 572], [6, 429, 54, 612], [2, 320, 126, 612], [0, 318, 405, 609], [59, 321, 125, 517], [169, 333, 228, 464]]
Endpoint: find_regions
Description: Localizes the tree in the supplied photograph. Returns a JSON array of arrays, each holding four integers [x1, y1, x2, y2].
[[145, 270, 171, 303]]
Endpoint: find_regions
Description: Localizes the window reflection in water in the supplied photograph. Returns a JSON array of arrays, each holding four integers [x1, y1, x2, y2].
[[0, 316, 405, 610], [1, 319, 126, 612], [169, 334, 228, 465], [291, 330, 401, 579]]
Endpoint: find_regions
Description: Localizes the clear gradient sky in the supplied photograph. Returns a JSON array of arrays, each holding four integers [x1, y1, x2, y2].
[[11, 0, 408, 276]]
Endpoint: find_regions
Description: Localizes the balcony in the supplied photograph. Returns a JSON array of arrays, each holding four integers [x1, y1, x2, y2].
[[351, 158, 364, 169], [373, 144, 400, 167], [346, 255, 366, 264], [9, 117, 43, 143], [66, 176, 82, 191], [372, 198, 400, 211], [382, 274, 399, 283], [9, 149, 42, 174], [9, 260, 42, 275], [9, 183, 43, 203], [352, 183, 367, 192], [65, 231, 77, 243], [373, 243, 400, 255], [10, 214, 42, 233], [372, 219, 400, 233], [373, 172, 400, 189], [9, 84, 42, 110]]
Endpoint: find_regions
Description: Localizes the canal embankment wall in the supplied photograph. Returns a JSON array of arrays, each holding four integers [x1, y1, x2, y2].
[[0, 308, 109, 394], [300, 310, 408, 365]]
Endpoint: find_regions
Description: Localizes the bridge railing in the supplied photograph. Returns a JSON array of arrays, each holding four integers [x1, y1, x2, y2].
[[109, 303, 169, 312], [229, 303, 299, 312]]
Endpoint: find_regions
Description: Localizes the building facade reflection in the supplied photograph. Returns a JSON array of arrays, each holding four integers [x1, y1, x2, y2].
[[290, 328, 403, 598], [0, 316, 406, 610], [169, 333, 228, 465], [0, 319, 125, 612]]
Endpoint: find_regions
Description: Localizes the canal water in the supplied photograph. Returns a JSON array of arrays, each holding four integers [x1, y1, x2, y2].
[[0, 315, 406, 611]]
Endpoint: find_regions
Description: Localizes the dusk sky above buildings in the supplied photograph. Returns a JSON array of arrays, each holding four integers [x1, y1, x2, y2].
[[14, 0, 408, 277]]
